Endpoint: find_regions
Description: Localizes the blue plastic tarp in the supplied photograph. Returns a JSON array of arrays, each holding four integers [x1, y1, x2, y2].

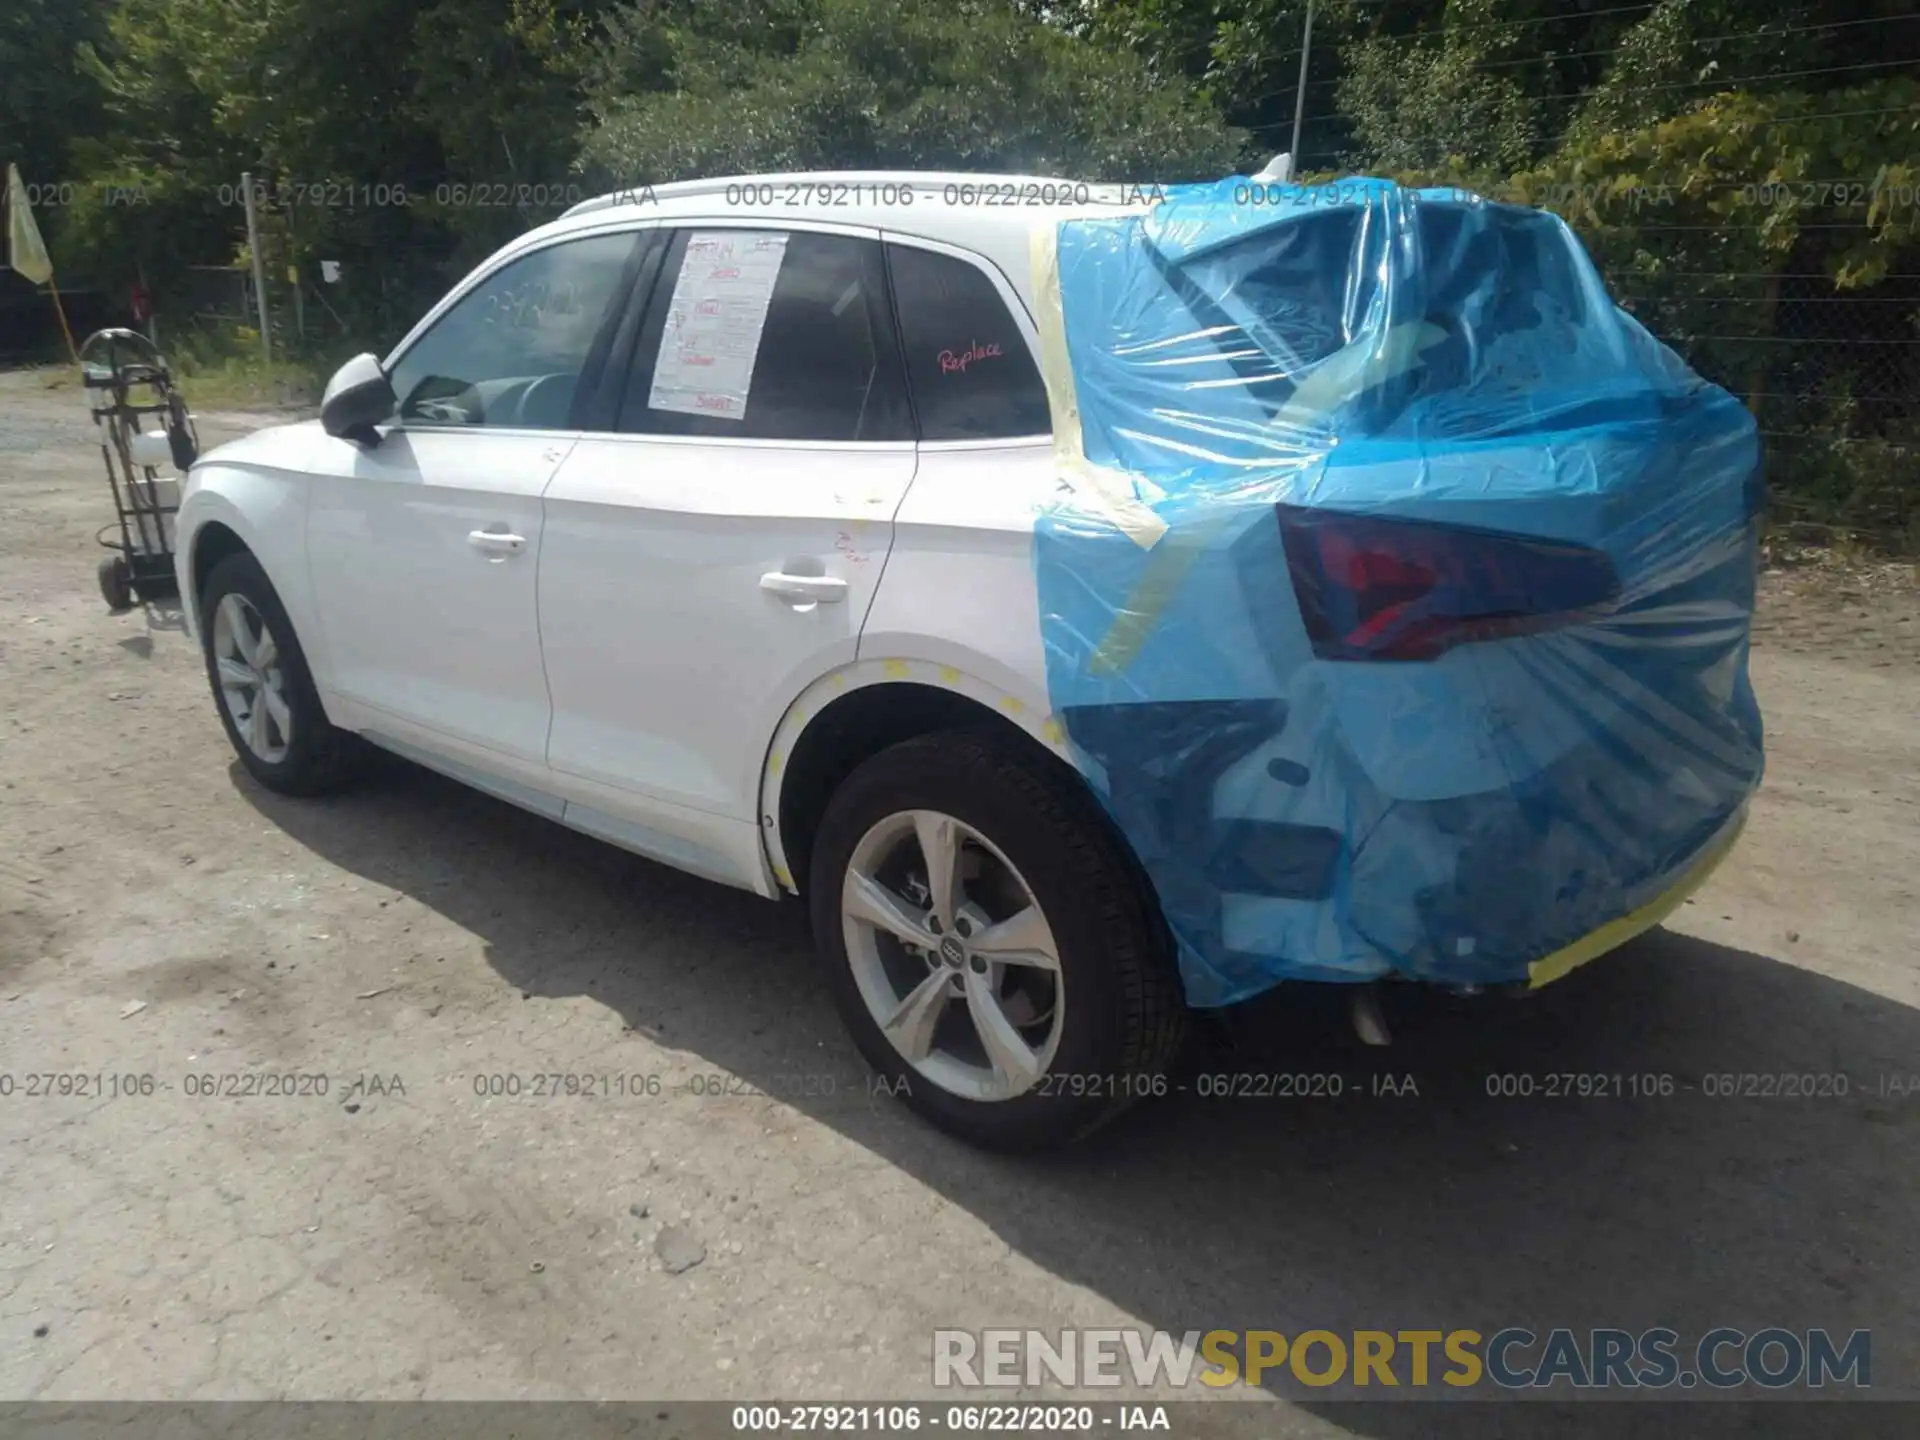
[[1032, 178, 1764, 1006]]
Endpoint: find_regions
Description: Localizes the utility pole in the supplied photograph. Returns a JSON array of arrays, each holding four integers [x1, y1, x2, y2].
[[241, 171, 272, 362], [1289, 0, 1317, 172]]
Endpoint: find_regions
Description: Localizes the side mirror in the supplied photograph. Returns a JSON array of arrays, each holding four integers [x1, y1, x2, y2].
[[321, 353, 396, 443]]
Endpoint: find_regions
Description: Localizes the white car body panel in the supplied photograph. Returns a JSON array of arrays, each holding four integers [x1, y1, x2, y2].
[[859, 439, 1058, 712], [175, 422, 324, 653], [757, 653, 1072, 894], [176, 171, 1119, 897], [849, 223, 1059, 719], [539, 431, 915, 819], [302, 425, 576, 768]]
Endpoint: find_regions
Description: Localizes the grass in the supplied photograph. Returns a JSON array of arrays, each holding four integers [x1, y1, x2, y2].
[[18, 341, 326, 413], [170, 352, 326, 411]]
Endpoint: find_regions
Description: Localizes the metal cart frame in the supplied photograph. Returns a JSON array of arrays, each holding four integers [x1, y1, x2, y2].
[[81, 328, 199, 612]]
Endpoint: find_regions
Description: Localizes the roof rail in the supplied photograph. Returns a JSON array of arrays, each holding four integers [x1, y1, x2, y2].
[[560, 169, 1095, 219]]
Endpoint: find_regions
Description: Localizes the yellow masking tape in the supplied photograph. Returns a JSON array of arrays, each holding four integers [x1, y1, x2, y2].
[[1271, 321, 1450, 431], [1030, 233, 1444, 673], [1029, 226, 1167, 552], [1527, 811, 1748, 989], [1088, 526, 1212, 675], [1091, 505, 1244, 676], [1028, 225, 1085, 472]]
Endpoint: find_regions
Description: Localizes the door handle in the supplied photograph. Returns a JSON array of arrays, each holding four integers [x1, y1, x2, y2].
[[468, 530, 527, 556], [760, 571, 848, 605]]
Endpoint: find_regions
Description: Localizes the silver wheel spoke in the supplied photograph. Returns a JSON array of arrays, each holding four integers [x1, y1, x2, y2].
[[964, 969, 1040, 1087], [221, 595, 259, 664], [260, 684, 293, 742], [967, 905, 1059, 972], [842, 808, 1064, 1104], [914, 811, 963, 928], [883, 969, 955, 1064], [845, 871, 938, 950], [212, 594, 290, 762]]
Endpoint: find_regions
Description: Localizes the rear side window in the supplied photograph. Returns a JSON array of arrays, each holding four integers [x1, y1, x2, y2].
[[618, 229, 911, 443], [387, 232, 638, 430], [886, 245, 1050, 441]]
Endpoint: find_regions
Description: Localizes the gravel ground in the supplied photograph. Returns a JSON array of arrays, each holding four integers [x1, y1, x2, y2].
[[2, 365, 1917, 1428]]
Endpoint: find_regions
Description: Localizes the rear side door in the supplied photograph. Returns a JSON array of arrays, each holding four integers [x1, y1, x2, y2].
[[304, 229, 642, 777], [539, 223, 917, 829]]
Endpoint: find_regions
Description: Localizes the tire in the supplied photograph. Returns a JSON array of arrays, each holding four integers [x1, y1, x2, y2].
[[199, 550, 363, 795], [98, 554, 134, 613], [810, 730, 1186, 1151]]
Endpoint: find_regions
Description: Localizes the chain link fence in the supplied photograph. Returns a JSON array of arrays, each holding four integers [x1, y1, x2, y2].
[[1602, 258, 1919, 544]]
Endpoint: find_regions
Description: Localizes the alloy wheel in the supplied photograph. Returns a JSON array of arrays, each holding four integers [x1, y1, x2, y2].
[[841, 809, 1065, 1101], [212, 592, 293, 764]]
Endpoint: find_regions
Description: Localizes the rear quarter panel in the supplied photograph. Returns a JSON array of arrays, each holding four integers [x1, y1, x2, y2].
[[857, 441, 1057, 713], [759, 441, 1069, 895]]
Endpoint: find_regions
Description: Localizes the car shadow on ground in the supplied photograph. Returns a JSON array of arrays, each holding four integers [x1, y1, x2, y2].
[[240, 754, 1915, 1435]]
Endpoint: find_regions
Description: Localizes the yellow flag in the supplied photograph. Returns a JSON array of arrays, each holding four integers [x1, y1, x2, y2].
[[7, 164, 54, 286]]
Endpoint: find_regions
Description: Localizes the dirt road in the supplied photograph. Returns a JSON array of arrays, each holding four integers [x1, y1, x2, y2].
[[2, 366, 1916, 1426]]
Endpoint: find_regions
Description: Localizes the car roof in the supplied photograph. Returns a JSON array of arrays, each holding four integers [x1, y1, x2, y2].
[[531, 171, 1165, 311], [560, 170, 1154, 227]]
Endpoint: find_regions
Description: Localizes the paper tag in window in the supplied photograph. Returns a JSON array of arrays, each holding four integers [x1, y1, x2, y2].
[[648, 231, 789, 420]]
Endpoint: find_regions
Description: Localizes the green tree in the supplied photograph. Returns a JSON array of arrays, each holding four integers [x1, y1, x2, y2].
[[576, 0, 1244, 184], [60, 0, 621, 342], [0, 0, 114, 184], [0, 0, 116, 325], [1522, 74, 1920, 537], [1082, 0, 1386, 168]]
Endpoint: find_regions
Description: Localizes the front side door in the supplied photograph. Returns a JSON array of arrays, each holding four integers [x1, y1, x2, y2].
[[540, 223, 917, 824], [305, 229, 641, 772]]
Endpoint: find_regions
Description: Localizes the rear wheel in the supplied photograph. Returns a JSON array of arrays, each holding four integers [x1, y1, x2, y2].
[[810, 731, 1186, 1150], [199, 551, 362, 795]]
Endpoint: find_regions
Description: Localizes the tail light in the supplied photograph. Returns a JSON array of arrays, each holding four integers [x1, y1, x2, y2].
[[1275, 504, 1620, 662]]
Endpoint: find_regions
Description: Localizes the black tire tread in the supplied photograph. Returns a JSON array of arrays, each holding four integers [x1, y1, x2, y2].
[[98, 554, 134, 613], [958, 732, 1186, 1135]]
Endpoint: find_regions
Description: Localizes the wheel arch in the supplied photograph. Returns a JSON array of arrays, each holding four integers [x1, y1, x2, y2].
[[187, 518, 254, 622], [762, 659, 1096, 898]]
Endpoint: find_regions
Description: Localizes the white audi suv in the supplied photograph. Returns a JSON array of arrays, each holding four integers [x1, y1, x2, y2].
[[176, 170, 1763, 1149]]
